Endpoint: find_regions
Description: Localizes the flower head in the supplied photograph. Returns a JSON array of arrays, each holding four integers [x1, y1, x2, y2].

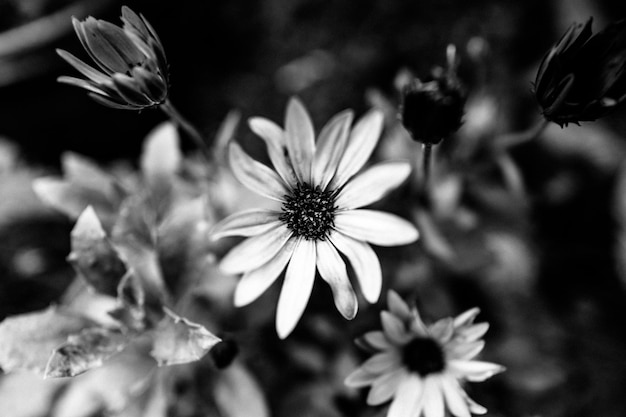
[[400, 45, 466, 145], [345, 291, 504, 417], [210, 98, 419, 338], [57, 6, 168, 110], [534, 18, 626, 126]]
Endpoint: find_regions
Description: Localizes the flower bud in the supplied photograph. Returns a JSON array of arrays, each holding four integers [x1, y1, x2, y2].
[[400, 46, 467, 145], [534, 18, 626, 126], [57, 6, 169, 110]]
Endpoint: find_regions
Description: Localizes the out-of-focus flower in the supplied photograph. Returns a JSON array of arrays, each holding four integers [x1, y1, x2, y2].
[[210, 98, 419, 339], [400, 45, 467, 145], [57, 6, 168, 110], [345, 291, 504, 417], [534, 18, 626, 126]]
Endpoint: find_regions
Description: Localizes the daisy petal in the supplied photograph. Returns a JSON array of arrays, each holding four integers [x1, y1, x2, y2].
[[276, 239, 316, 338], [423, 377, 445, 417], [234, 237, 298, 307], [381, 311, 411, 345], [210, 210, 281, 240], [367, 368, 407, 406], [248, 117, 297, 187], [388, 374, 424, 417], [361, 352, 401, 374], [316, 239, 358, 319], [453, 308, 480, 327], [56, 49, 109, 84], [312, 110, 354, 190], [387, 290, 413, 322], [219, 225, 292, 274], [229, 142, 288, 201], [447, 360, 505, 382], [465, 394, 488, 415], [329, 231, 382, 303], [285, 97, 315, 183], [429, 318, 454, 342], [456, 323, 489, 342], [362, 330, 393, 350], [57, 76, 110, 96], [345, 367, 379, 388], [248, 117, 287, 147], [335, 162, 412, 209], [334, 210, 419, 246], [440, 375, 471, 417], [330, 109, 384, 189], [446, 341, 485, 361]]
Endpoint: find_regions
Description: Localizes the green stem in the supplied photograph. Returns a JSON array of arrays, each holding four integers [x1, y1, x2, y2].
[[160, 99, 211, 160], [421, 143, 433, 192], [497, 118, 550, 150]]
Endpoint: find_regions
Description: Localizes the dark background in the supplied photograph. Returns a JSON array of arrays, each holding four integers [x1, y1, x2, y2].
[[1, 1, 626, 416]]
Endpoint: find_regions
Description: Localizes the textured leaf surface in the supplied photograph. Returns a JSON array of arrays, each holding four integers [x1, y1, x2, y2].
[[45, 327, 129, 378], [0, 307, 94, 375], [68, 206, 127, 296], [150, 308, 220, 366]]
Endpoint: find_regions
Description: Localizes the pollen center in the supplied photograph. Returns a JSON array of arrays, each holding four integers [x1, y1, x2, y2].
[[279, 182, 337, 241], [402, 337, 445, 376]]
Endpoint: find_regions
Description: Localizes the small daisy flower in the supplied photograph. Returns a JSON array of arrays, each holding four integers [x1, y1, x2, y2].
[[211, 98, 419, 339], [345, 291, 504, 417]]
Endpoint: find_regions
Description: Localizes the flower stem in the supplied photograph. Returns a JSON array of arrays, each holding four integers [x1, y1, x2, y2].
[[160, 99, 211, 160], [421, 143, 433, 192], [496, 118, 550, 150]]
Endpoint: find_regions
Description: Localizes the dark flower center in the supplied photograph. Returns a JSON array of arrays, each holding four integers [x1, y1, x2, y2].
[[401, 336, 446, 376], [279, 182, 337, 240]]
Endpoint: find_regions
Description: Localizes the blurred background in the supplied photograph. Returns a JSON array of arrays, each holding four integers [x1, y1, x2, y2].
[[1, 0, 626, 416]]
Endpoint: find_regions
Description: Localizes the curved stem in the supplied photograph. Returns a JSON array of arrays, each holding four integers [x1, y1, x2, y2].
[[160, 99, 211, 160], [496, 118, 550, 150], [421, 143, 433, 193]]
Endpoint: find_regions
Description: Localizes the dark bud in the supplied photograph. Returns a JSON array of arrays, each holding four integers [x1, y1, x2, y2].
[[400, 45, 467, 145], [210, 337, 239, 369], [534, 18, 626, 126]]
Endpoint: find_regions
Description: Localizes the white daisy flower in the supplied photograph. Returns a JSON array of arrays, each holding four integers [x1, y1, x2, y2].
[[345, 290, 504, 417], [210, 98, 419, 339]]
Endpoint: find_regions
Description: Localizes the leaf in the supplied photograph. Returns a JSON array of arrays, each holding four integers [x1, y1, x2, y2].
[[68, 206, 127, 296], [0, 307, 95, 375], [45, 327, 129, 378], [32, 177, 116, 220], [61, 152, 125, 205], [49, 342, 156, 417], [140, 122, 182, 180], [213, 362, 270, 417], [157, 196, 213, 296], [108, 271, 152, 331], [150, 308, 220, 366], [0, 371, 67, 417]]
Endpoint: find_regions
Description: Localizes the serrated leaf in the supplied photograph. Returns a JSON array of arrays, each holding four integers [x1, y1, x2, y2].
[[0, 307, 95, 375], [213, 362, 270, 417], [45, 328, 129, 378], [68, 206, 127, 296], [150, 308, 220, 366], [140, 122, 182, 180]]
